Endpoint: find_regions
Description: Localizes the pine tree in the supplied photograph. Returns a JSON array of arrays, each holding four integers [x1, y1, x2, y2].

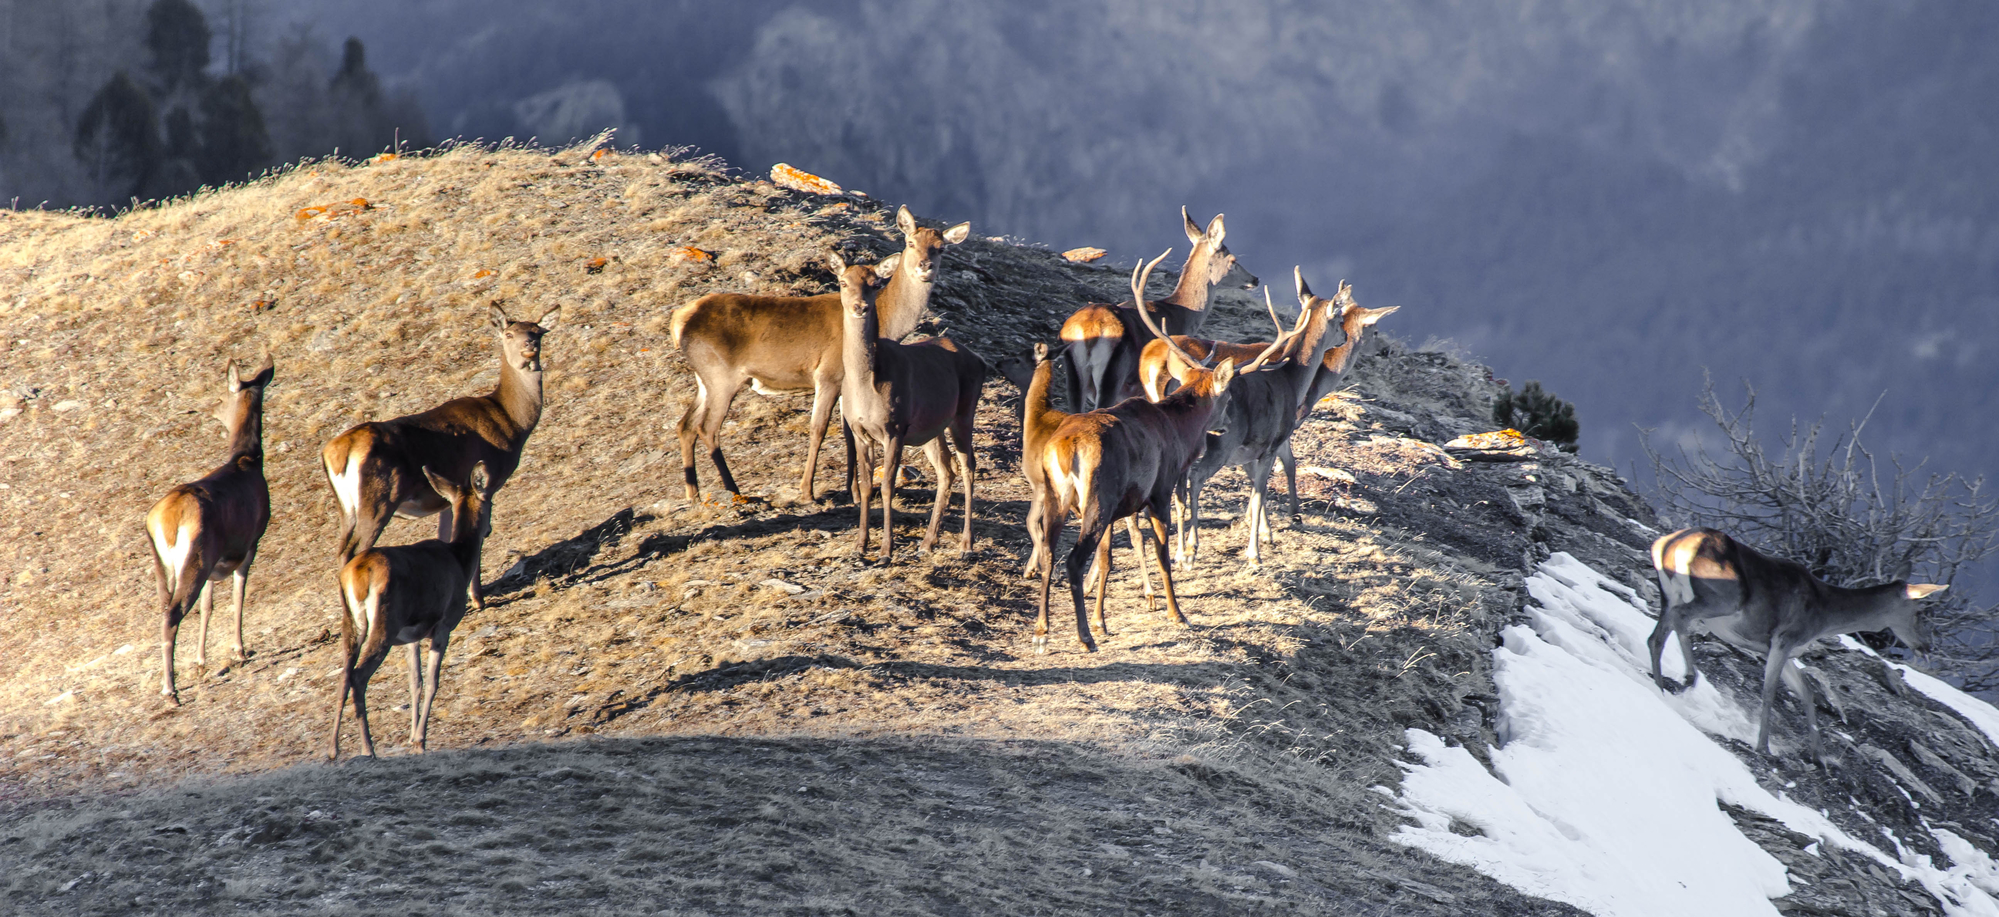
[[74, 71, 161, 201], [328, 36, 394, 156], [1492, 381, 1581, 452], [197, 73, 272, 185], [145, 0, 211, 92]]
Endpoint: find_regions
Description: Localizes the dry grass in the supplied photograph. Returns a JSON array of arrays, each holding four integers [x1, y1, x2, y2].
[[0, 141, 1598, 915]]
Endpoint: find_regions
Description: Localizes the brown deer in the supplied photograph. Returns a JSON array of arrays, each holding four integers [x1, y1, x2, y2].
[[328, 463, 494, 759], [1648, 527, 1946, 760], [1059, 208, 1257, 411], [672, 205, 970, 502], [1166, 270, 1350, 567], [835, 252, 986, 564], [1028, 251, 1280, 653], [144, 357, 274, 704], [320, 304, 556, 611]]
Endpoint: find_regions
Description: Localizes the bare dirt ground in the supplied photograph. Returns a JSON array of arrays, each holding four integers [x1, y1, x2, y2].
[[0, 142, 1620, 914]]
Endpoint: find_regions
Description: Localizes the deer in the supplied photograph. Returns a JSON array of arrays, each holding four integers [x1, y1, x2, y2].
[[835, 252, 986, 564], [672, 205, 971, 503], [1159, 269, 1351, 567], [320, 304, 556, 612], [1059, 208, 1257, 411], [327, 463, 494, 759], [1648, 527, 1947, 761], [1028, 250, 1282, 653], [144, 357, 274, 705]]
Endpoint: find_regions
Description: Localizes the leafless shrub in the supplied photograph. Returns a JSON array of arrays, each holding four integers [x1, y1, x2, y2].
[[1642, 375, 1999, 690]]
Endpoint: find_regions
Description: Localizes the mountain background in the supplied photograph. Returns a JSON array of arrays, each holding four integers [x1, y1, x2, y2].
[[3, 0, 1994, 572]]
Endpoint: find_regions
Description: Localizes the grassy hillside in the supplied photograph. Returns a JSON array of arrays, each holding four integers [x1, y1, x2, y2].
[[0, 141, 1638, 914]]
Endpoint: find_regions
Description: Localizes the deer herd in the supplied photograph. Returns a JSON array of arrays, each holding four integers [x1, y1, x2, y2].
[[139, 201, 1948, 764]]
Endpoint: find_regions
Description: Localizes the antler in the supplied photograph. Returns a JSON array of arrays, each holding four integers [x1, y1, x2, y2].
[[1131, 249, 1211, 370], [1264, 287, 1287, 333]]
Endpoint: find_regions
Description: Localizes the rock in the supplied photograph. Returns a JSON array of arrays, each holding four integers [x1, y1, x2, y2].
[[1061, 247, 1107, 263], [770, 163, 845, 196], [51, 400, 83, 412]]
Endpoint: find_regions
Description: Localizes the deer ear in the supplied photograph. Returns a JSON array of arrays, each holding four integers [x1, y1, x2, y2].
[[535, 306, 560, 330], [469, 461, 491, 495], [1182, 206, 1203, 244], [942, 222, 971, 245], [828, 251, 848, 274], [1906, 583, 1949, 600], [1205, 213, 1226, 243], [1361, 305, 1400, 326], [1032, 342, 1050, 361], [421, 465, 457, 499], [490, 304, 510, 331], [1294, 266, 1313, 305], [227, 363, 244, 393], [873, 253, 900, 280], [896, 205, 916, 239], [1212, 358, 1237, 387]]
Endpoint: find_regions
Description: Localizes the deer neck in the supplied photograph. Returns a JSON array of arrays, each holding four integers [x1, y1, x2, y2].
[[872, 263, 931, 342], [1283, 310, 1343, 404], [1024, 359, 1063, 442], [224, 401, 264, 464], [1157, 261, 1215, 334], [1815, 582, 1913, 637], [841, 301, 883, 392], [493, 361, 544, 439]]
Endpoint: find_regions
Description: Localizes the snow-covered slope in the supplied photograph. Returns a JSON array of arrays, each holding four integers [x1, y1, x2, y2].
[[1393, 552, 1999, 916]]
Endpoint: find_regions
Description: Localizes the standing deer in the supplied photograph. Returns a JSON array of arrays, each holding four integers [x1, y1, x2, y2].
[[1160, 269, 1350, 567], [328, 463, 494, 759], [1029, 251, 1279, 652], [321, 304, 556, 611], [672, 205, 970, 502], [1059, 208, 1257, 411], [145, 357, 274, 704], [836, 252, 986, 564], [1648, 527, 1946, 759]]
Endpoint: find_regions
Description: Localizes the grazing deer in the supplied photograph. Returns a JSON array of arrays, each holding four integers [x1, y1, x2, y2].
[[145, 357, 274, 704], [672, 205, 971, 502], [328, 464, 494, 759], [321, 304, 556, 611], [1059, 208, 1257, 411], [1029, 251, 1280, 652], [1648, 527, 1946, 759], [1164, 270, 1351, 567], [836, 253, 986, 564]]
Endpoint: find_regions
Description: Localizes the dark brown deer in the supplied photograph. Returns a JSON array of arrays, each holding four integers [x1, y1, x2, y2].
[[1058, 208, 1257, 411], [321, 305, 554, 611], [835, 252, 986, 564], [328, 463, 494, 759], [1649, 527, 1946, 760], [1028, 251, 1280, 652], [672, 206, 970, 502], [145, 357, 274, 704]]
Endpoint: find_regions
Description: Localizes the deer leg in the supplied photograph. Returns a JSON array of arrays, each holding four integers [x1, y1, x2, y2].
[[1145, 506, 1189, 626], [920, 439, 951, 553], [161, 602, 187, 704], [327, 627, 357, 759], [677, 386, 706, 500], [467, 529, 487, 612], [348, 637, 391, 758], [1756, 644, 1789, 756], [1023, 492, 1046, 578], [1781, 659, 1822, 765], [1277, 441, 1300, 521], [194, 580, 214, 677], [800, 377, 840, 502], [1066, 521, 1104, 652], [1129, 515, 1155, 609], [418, 633, 450, 752], [1244, 459, 1274, 567], [229, 551, 255, 663], [1091, 529, 1114, 637], [852, 436, 876, 558], [880, 435, 906, 564], [406, 643, 424, 747], [693, 376, 745, 498], [953, 420, 977, 553]]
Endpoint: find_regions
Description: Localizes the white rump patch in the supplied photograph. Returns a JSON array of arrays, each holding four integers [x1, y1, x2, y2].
[[151, 520, 195, 592], [328, 451, 365, 517], [345, 580, 375, 639]]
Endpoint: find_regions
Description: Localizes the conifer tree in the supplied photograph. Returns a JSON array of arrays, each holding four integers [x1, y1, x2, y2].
[[74, 72, 161, 201], [198, 74, 273, 185]]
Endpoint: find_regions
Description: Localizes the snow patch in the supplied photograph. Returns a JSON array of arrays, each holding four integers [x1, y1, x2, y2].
[[1389, 551, 1999, 917]]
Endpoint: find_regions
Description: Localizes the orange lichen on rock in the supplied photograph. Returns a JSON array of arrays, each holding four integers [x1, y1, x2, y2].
[[586, 257, 609, 274], [770, 163, 844, 196], [670, 246, 713, 263], [1062, 247, 1107, 263]]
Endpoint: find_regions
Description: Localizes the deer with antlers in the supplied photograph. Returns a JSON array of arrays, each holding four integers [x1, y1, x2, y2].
[[672, 206, 970, 503], [1028, 251, 1280, 652], [1149, 269, 1351, 567], [145, 357, 275, 705], [835, 252, 986, 564], [327, 463, 494, 759], [320, 304, 555, 611], [1059, 208, 1257, 411], [1649, 527, 1947, 760]]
